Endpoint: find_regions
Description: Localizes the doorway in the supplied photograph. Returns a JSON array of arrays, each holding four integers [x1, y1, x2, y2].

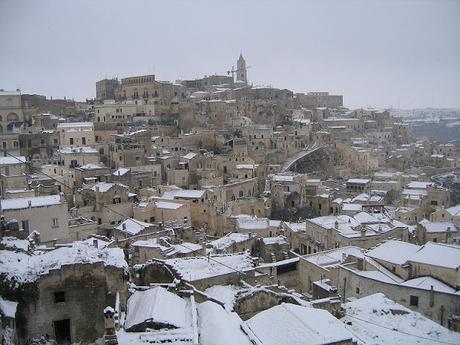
[[54, 319, 71, 344]]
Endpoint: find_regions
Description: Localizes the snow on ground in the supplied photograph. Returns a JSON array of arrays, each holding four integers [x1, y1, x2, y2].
[[0, 236, 29, 252], [203, 285, 242, 310], [165, 253, 253, 281], [243, 303, 354, 345], [342, 293, 460, 345], [198, 301, 252, 345]]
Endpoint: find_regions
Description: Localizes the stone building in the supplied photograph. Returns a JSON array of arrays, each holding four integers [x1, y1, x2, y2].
[[57, 122, 95, 147], [96, 78, 119, 101], [0, 241, 128, 344], [0, 90, 26, 133], [0, 194, 69, 245]]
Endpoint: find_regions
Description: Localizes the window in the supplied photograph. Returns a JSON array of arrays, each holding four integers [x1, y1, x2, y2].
[[52, 218, 59, 228], [69, 138, 74, 145], [21, 220, 29, 232], [82, 137, 86, 145], [431, 200, 438, 206], [356, 287, 360, 294], [113, 197, 121, 204], [54, 291, 66, 303], [409, 295, 419, 307]]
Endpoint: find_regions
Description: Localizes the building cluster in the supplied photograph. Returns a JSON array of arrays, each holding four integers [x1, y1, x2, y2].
[[1, 55, 459, 345]]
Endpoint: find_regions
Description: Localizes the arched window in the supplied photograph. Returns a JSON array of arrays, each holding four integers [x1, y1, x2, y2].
[[7, 113, 19, 121], [239, 191, 244, 198]]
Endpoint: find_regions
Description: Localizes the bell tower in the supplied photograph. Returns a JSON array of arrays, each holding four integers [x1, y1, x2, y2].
[[236, 53, 247, 84]]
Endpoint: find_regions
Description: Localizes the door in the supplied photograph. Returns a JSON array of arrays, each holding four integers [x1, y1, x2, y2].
[[54, 319, 71, 344]]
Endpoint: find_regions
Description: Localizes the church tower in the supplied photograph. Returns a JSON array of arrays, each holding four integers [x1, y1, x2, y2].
[[236, 53, 247, 84]]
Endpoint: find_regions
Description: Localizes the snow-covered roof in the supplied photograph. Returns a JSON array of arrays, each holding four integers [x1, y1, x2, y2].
[[113, 167, 130, 176], [304, 246, 364, 268], [0, 156, 26, 165], [89, 182, 128, 193], [366, 240, 420, 265], [262, 236, 288, 246], [0, 194, 62, 210], [347, 178, 371, 184], [419, 219, 458, 233], [234, 215, 270, 231], [406, 181, 434, 189], [198, 301, 252, 345], [124, 287, 189, 331], [272, 175, 295, 182], [162, 189, 205, 200], [59, 146, 98, 154], [342, 293, 460, 345], [155, 201, 183, 210], [115, 218, 153, 236], [445, 205, 460, 217], [236, 164, 257, 170], [408, 242, 460, 269], [79, 163, 106, 170], [210, 233, 251, 251], [131, 238, 164, 249], [243, 303, 354, 345], [182, 152, 197, 160], [400, 276, 458, 294], [342, 203, 362, 212], [0, 241, 127, 287], [57, 122, 93, 128], [165, 253, 253, 281]]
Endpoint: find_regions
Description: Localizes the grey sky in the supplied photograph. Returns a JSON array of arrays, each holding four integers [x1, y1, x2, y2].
[[0, 0, 459, 109]]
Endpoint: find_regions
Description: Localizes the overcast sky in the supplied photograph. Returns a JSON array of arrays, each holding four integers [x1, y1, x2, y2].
[[0, 0, 459, 109]]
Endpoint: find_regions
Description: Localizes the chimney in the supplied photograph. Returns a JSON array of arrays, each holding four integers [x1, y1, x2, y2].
[[28, 200, 32, 208], [122, 223, 126, 230], [93, 239, 98, 248], [334, 220, 339, 229]]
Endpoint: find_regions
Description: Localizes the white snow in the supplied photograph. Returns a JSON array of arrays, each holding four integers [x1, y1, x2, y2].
[[0, 156, 26, 165], [210, 233, 251, 251], [347, 178, 371, 184], [155, 201, 183, 210], [0, 241, 127, 287], [0, 297, 17, 318], [203, 285, 242, 309], [419, 219, 457, 233], [59, 146, 98, 154], [115, 219, 153, 236], [305, 246, 364, 268], [198, 301, 252, 345], [113, 168, 130, 176], [366, 240, 420, 265], [90, 182, 129, 193], [162, 189, 205, 200], [0, 237, 29, 252], [165, 253, 253, 281], [0, 194, 62, 210], [407, 181, 434, 189], [182, 152, 197, 160], [57, 122, 93, 128], [124, 287, 189, 331], [243, 303, 354, 345], [408, 242, 460, 269], [342, 293, 460, 345], [262, 236, 288, 246]]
